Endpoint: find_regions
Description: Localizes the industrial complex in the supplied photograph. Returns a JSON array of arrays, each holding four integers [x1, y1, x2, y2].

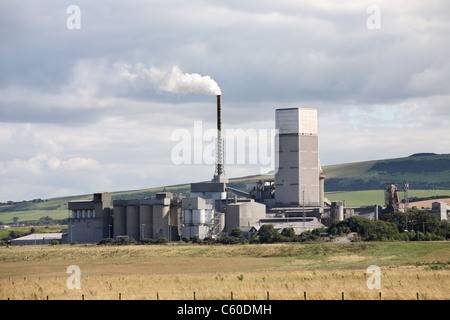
[[56, 95, 448, 244]]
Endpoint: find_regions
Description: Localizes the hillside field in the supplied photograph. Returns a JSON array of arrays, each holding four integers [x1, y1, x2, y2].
[[326, 189, 450, 207], [1, 153, 450, 223], [0, 242, 449, 300]]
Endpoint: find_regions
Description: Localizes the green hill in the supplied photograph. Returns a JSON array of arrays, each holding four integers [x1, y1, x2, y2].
[[1, 153, 449, 223], [323, 153, 450, 192]]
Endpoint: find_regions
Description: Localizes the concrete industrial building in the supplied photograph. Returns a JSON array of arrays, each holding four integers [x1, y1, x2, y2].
[[11, 93, 447, 246], [67, 192, 112, 244], [62, 99, 385, 244], [112, 192, 182, 241], [274, 108, 321, 207], [65, 103, 330, 243], [432, 201, 448, 221]]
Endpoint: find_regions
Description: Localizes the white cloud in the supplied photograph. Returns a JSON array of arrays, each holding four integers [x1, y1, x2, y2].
[[0, 0, 449, 201]]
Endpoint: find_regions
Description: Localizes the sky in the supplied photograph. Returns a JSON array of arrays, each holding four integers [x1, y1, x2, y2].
[[1, 0, 449, 202]]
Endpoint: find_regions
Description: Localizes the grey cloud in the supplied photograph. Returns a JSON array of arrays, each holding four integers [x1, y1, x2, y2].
[[1, 0, 449, 201]]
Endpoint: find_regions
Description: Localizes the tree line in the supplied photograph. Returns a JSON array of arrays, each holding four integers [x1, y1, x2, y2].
[[97, 208, 448, 246]]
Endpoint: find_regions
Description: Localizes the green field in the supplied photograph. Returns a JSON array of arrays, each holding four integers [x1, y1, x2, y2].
[[0, 242, 448, 300], [326, 189, 450, 206], [324, 154, 450, 191]]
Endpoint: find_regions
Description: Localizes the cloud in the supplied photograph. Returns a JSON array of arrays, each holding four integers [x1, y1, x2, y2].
[[0, 0, 449, 201]]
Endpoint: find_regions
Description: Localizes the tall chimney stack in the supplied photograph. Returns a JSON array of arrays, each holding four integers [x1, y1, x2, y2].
[[213, 95, 228, 183]]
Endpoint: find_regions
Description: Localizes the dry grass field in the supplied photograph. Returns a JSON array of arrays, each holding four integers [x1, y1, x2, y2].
[[0, 242, 449, 300]]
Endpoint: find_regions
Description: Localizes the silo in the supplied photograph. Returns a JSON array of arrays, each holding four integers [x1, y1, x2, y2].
[[139, 204, 153, 240], [331, 201, 344, 221], [153, 204, 170, 239], [126, 205, 139, 240], [192, 209, 206, 226], [218, 212, 225, 233], [183, 209, 192, 226], [113, 205, 126, 238], [205, 209, 213, 225]]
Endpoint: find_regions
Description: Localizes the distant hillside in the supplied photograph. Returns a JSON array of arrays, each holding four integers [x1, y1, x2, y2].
[[323, 153, 450, 192], [1, 154, 449, 223]]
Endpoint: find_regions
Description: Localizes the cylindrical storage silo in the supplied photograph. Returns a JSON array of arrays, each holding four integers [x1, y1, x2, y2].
[[183, 209, 192, 226], [139, 205, 153, 240], [113, 205, 126, 238], [153, 204, 170, 239], [218, 212, 225, 234], [205, 209, 213, 225], [126, 205, 139, 240], [192, 209, 206, 226], [338, 203, 344, 221]]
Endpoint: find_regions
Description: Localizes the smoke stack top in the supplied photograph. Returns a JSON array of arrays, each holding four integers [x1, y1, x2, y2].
[[149, 66, 221, 96]]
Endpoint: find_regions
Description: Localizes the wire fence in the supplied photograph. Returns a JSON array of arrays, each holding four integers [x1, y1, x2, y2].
[[1, 275, 448, 300]]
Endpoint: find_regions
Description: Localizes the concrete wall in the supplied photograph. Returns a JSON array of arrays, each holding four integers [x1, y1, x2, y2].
[[126, 205, 139, 240], [225, 200, 266, 233], [113, 204, 126, 238], [139, 204, 153, 239], [153, 204, 170, 239], [68, 192, 111, 244], [432, 202, 448, 220]]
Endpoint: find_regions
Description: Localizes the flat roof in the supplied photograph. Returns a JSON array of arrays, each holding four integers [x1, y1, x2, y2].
[[11, 233, 62, 241]]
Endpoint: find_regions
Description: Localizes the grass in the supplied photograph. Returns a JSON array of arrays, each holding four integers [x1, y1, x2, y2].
[[0, 225, 67, 241], [0, 242, 448, 300], [326, 189, 450, 206]]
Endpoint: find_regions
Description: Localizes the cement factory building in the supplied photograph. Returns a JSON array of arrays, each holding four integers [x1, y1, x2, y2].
[[66, 99, 407, 244]]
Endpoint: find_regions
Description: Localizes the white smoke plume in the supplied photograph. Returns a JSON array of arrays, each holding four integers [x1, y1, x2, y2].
[[148, 66, 221, 96]]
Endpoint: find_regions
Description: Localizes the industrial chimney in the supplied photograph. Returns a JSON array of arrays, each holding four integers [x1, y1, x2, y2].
[[213, 95, 228, 183]]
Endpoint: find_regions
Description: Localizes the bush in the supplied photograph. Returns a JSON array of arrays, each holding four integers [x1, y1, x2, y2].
[[257, 224, 280, 243], [229, 228, 243, 238], [97, 238, 116, 245], [192, 235, 201, 244], [280, 227, 296, 240], [153, 238, 168, 244], [216, 236, 247, 245], [298, 230, 319, 242], [202, 236, 215, 245], [140, 238, 168, 245]]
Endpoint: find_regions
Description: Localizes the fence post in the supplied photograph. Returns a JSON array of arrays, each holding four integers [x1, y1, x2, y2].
[[231, 292, 233, 300], [416, 292, 419, 300], [157, 292, 159, 300], [379, 292, 382, 300], [267, 292, 270, 300], [304, 291, 307, 300], [193, 291, 196, 300], [342, 292, 344, 300], [119, 293, 121, 300], [82, 294, 85, 300]]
